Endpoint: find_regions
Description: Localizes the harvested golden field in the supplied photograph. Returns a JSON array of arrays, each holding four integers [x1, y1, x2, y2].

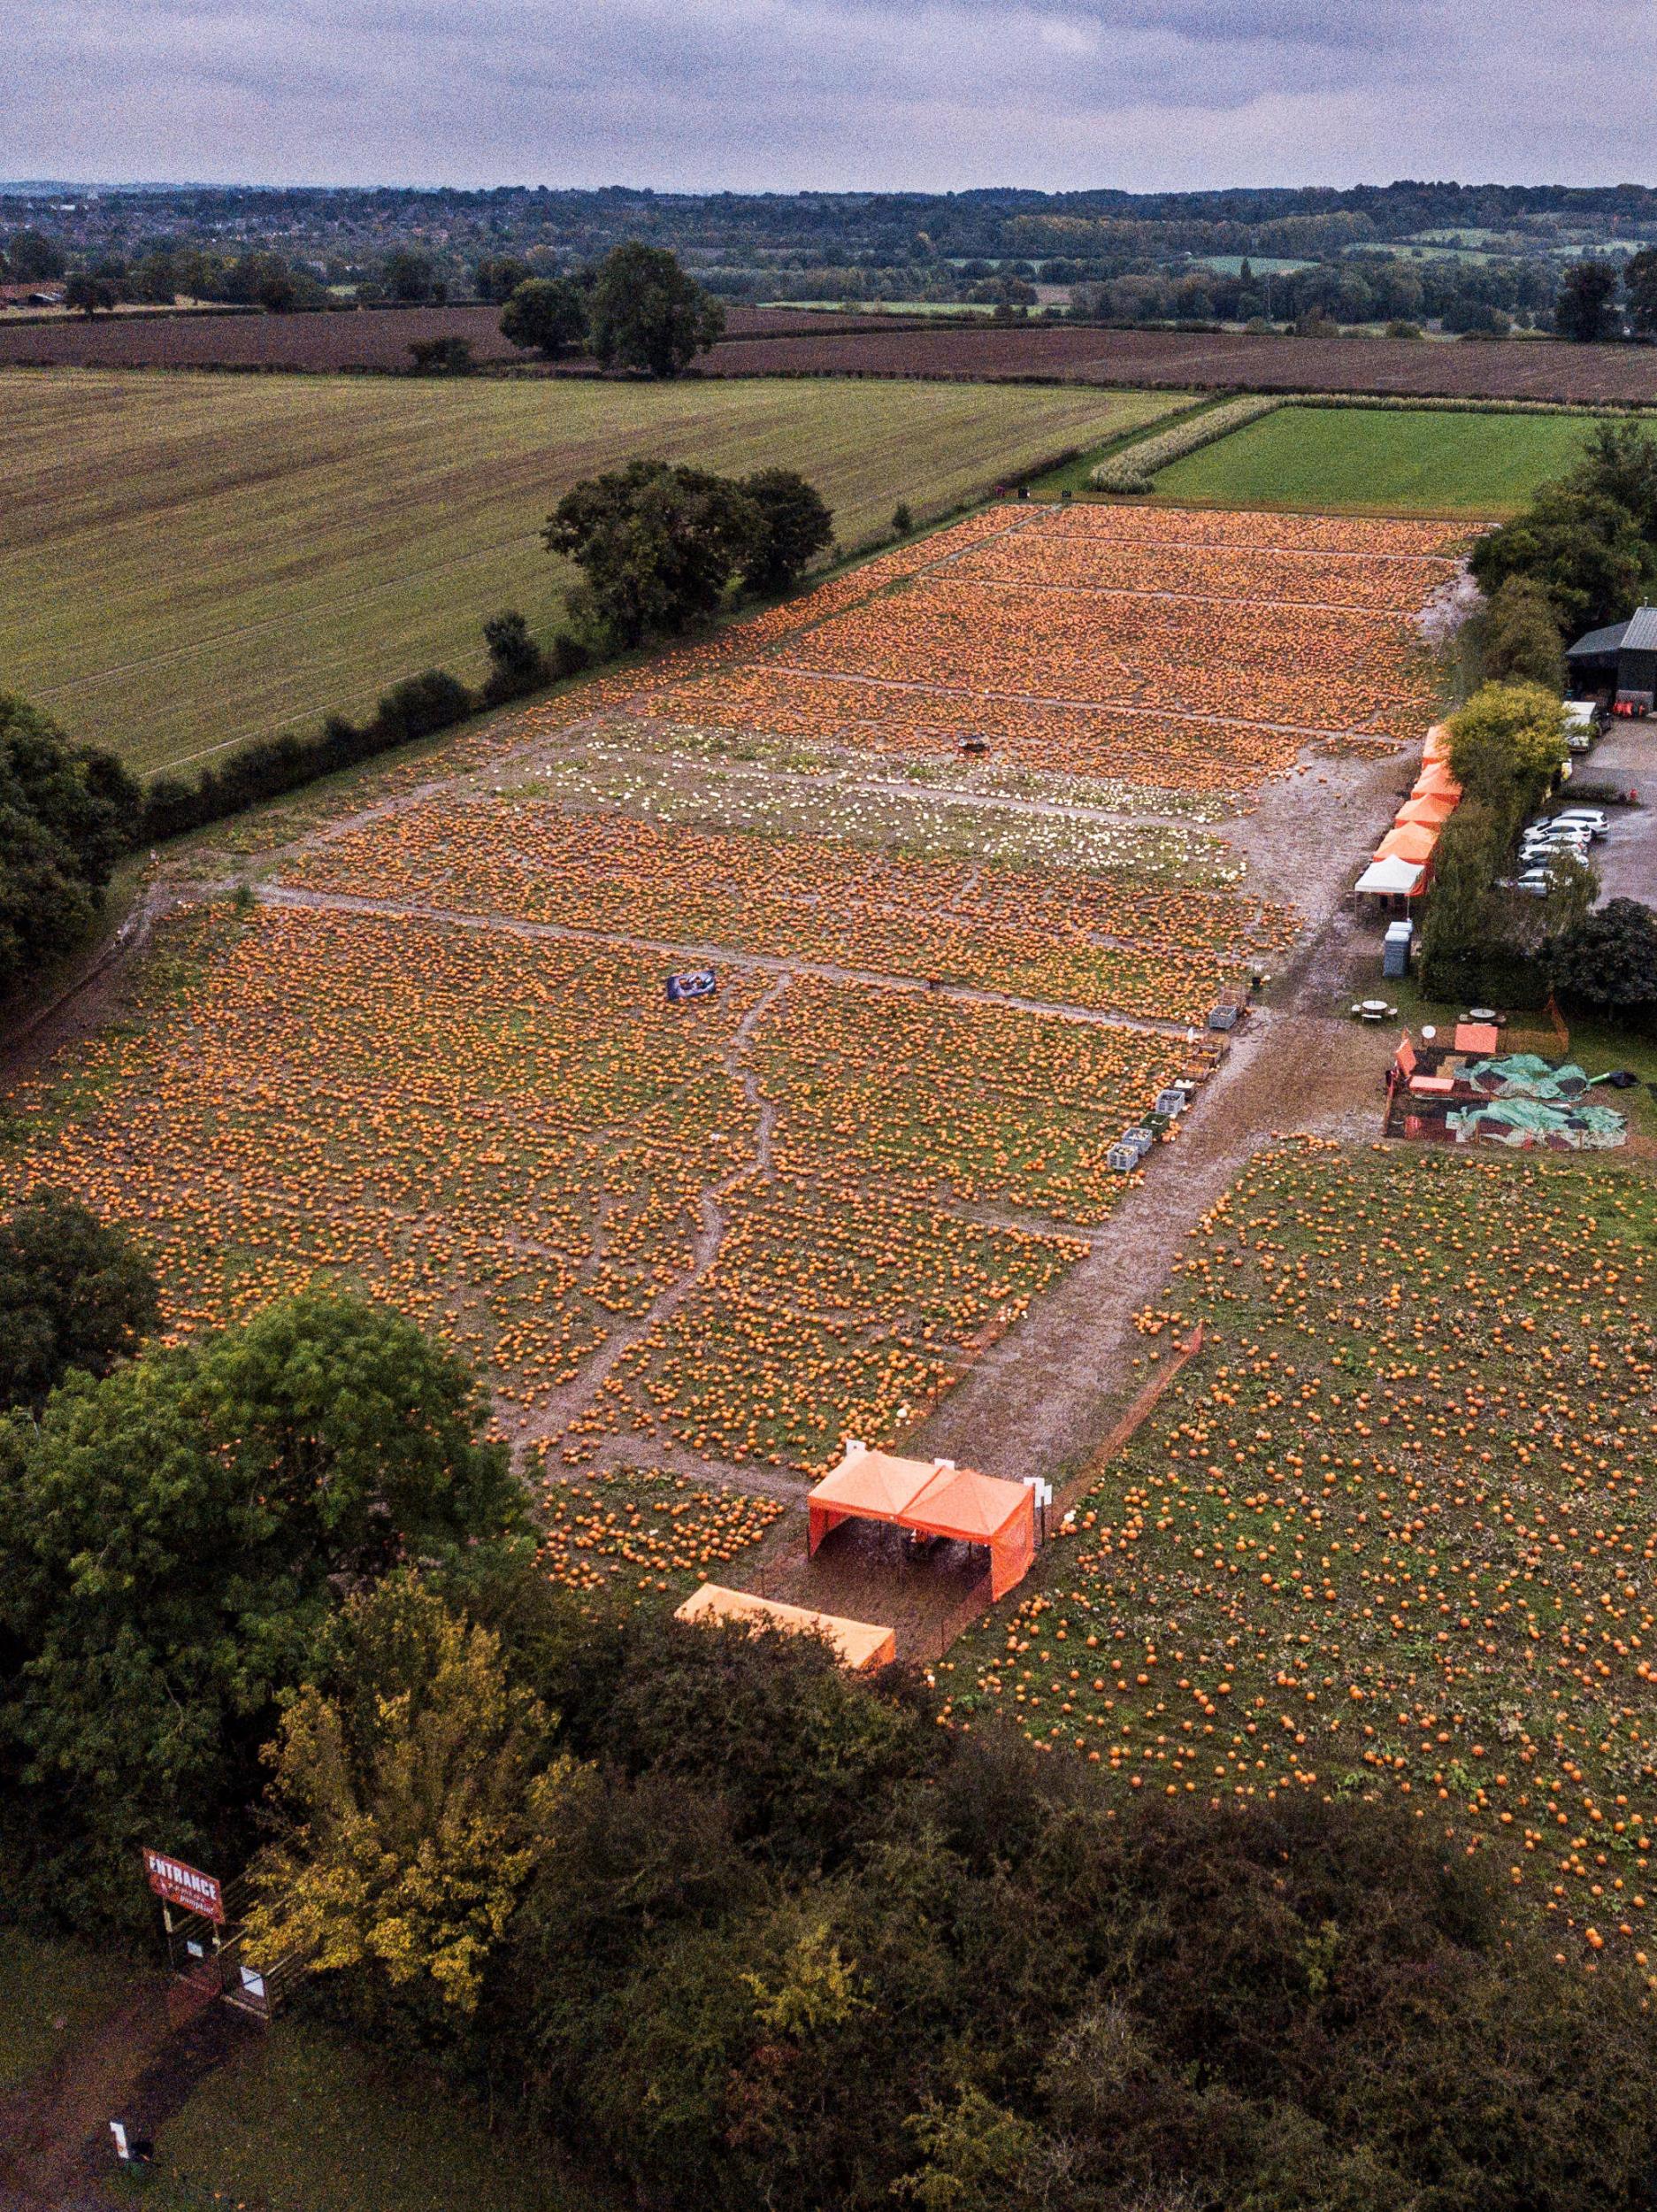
[[0, 370, 1181, 776]]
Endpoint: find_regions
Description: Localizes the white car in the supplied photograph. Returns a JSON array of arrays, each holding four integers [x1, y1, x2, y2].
[[1499, 870, 1555, 897], [1520, 836, 1592, 863], [1549, 809, 1608, 839]]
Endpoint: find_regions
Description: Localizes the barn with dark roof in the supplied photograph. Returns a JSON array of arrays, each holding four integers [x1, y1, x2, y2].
[[1566, 604, 1657, 713]]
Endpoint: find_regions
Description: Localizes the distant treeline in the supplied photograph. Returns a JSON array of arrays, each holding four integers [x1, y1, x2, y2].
[[9, 178, 1657, 331]]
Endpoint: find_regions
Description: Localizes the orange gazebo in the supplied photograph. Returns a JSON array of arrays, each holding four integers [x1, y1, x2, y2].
[[808, 1443, 1038, 1601]]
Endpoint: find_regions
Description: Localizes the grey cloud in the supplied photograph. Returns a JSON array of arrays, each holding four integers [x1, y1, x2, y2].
[[9, 0, 1656, 189]]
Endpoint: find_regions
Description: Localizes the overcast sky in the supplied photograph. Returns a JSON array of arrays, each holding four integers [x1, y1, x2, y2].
[[10, 0, 1656, 194]]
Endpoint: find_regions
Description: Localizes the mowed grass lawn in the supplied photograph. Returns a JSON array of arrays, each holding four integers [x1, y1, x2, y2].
[[1151, 402, 1609, 515], [0, 1925, 135, 2088], [0, 370, 1181, 776], [149, 2017, 612, 2212]]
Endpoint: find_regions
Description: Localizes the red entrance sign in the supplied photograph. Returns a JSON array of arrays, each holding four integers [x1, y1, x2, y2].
[[143, 1848, 225, 1924]]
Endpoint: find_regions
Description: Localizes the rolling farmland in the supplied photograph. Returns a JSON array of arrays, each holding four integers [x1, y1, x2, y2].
[[692, 320, 1657, 403], [0, 370, 1182, 775], [0, 301, 897, 371]]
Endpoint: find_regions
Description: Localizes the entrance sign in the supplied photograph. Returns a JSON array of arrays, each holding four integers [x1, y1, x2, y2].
[[142, 1848, 225, 1924]]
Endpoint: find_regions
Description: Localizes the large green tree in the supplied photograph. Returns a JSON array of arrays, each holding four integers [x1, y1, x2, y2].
[[0, 1192, 159, 1411], [1625, 246, 1657, 338], [1554, 257, 1621, 342], [1567, 418, 1657, 539], [1479, 574, 1566, 691], [246, 1576, 581, 2020], [0, 1290, 522, 1924], [587, 243, 725, 378], [1468, 484, 1656, 637], [499, 275, 588, 360], [740, 471, 836, 595], [545, 458, 759, 647], [473, 254, 533, 305], [1550, 896, 1657, 1014], [0, 693, 137, 1004]]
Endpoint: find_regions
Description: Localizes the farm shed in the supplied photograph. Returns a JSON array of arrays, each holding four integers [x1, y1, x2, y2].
[[674, 1584, 896, 1671], [1566, 605, 1657, 712], [808, 1443, 1038, 1601]]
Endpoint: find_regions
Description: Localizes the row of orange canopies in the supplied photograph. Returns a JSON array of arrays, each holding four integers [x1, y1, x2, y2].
[[1368, 725, 1462, 887]]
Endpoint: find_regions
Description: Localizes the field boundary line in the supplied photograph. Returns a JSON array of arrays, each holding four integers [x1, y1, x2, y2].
[[1053, 1322, 1208, 1517]]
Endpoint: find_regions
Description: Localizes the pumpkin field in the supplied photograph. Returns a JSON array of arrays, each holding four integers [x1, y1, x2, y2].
[[3, 495, 1460, 1586], [940, 1141, 1657, 1969]]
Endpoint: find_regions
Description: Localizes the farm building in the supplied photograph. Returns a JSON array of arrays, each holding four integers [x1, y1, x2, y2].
[[1566, 604, 1657, 712]]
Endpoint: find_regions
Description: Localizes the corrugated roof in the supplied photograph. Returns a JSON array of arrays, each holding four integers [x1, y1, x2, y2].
[[1567, 618, 1631, 659], [1621, 604, 1657, 652]]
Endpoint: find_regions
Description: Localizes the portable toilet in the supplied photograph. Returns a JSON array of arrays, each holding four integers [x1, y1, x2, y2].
[[1382, 919, 1414, 981]]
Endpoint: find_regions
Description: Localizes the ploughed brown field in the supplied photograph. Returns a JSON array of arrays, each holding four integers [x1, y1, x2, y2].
[[698, 322, 1657, 404], [0, 303, 910, 373]]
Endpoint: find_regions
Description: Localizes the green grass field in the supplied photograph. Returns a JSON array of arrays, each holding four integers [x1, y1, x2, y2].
[[0, 1927, 136, 2088], [1151, 403, 1608, 515], [0, 371, 1180, 777], [150, 2018, 610, 2212]]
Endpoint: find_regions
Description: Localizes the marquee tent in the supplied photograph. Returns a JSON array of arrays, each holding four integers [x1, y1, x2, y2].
[[1354, 855, 1426, 896], [1412, 763, 1462, 800], [1375, 821, 1439, 864], [1423, 725, 1454, 764], [807, 1443, 1039, 1601], [675, 1584, 897, 1672], [1395, 793, 1457, 827]]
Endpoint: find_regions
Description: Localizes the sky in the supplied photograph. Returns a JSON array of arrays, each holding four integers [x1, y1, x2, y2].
[[11, 0, 1657, 194]]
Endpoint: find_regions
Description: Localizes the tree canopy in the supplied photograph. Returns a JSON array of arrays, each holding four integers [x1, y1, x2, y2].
[[740, 470, 837, 595], [1444, 680, 1569, 822], [544, 460, 835, 648], [1469, 483, 1656, 638], [0, 1289, 523, 1924], [0, 1191, 159, 1411], [1549, 896, 1657, 1014], [499, 274, 589, 360], [222, 1577, 1657, 2212], [587, 243, 725, 378], [1553, 257, 1621, 342], [545, 458, 761, 647], [0, 693, 138, 1005], [1478, 574, 1565, 693]]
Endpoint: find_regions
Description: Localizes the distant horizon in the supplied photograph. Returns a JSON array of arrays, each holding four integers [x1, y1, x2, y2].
[[15, 0, 1657, 197], [3, 175, 1655, 202]]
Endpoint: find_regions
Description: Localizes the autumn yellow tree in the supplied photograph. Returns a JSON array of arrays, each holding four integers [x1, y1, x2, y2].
[[244, 1575, 584, 2016]]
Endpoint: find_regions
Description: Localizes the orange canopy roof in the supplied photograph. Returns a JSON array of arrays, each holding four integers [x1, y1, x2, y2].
[[675, 1584, 896, 1672], [1423, 725, 1453, 764], [901, 1464, 1032, 1545], [1375, 822, 1439, 864], [808, 1445, 1039, 1602], [809, 1446, 939, 1520], [1395, 793, 1456, 827], [1413, 763, 1462, 800]]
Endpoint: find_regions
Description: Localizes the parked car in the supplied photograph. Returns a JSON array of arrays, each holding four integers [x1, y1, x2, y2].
[[1562, 700, 1601, 752], [1498, 870, 1555, 897], [1548, 808, 1608, 839]]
